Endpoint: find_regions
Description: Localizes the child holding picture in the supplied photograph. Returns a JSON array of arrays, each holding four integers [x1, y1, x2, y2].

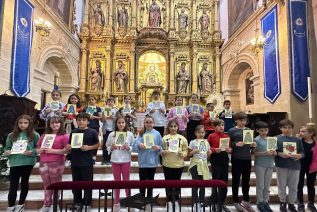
[[275, 119, 304, 212], [39, 90, 64, 121], [167, 96, 189, 136], [117, 95, 137, 133], [133, 115, 162, 198], [228, 112, 256, 212], [161, 120, 188, 211], [65, 113, 100, 212], [36, 117, 69, 212], [62, 93, 82, 134], [4, 115, 40, 212], [207, 119, 231, 212], [187, 93, 204, 143], [254, 121, 276, 212], [106, 115, 134, 210], [202, 102, 216, 138], [219, 100, 234, 133], [188, 125, 211, 211]]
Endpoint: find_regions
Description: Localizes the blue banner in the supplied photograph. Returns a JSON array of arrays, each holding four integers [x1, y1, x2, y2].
[[288, 0, 310, 101], [10, 0, 34, 97], [262, 6, 281, 103]]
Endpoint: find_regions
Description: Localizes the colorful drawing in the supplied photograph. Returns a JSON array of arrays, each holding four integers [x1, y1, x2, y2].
[[123, 104, 131, 114], [67, 104, 76, 114], [243, 130, 254, 144], [71, 133, 83, 148], [168, 139, 179, 153], [219, 138, 230, 151], [192, 104, 200, 113], [224, 109, 232, 118], [115, 132, 126, 146], [144, 134, 154, 148], [283, 142, 297, 155], [41, 134, 56, 149], [10, 140, 28, 154], [176, 106, 183, 116], [198, 139, 208, 153], [266, 137, 277, 151], [50, 101, 60, 111], [103, 107, 112, 117], [86, 106, 96, 115]]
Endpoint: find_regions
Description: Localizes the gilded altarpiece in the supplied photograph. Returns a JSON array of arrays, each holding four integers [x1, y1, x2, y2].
[[78, 0, 223, 109]]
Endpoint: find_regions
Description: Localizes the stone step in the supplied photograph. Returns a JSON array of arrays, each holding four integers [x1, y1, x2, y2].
[[1, 186, 316, 210], [31, 161, 258, 175], [1, 172, 278, 191]]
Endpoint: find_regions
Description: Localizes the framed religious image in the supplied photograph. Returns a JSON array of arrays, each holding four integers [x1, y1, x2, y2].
[[283, 142, 297, 155], [245, 77, 254, 105], [219, 138, 230, 151], [224, 109, 232, 118], [144, 134, 154, 149], [10, 140, 28, 154], [67, 104, 76, 114], [228, 0, 253, 36], [103, 107, 112, 117], [71, 133, 83, 148], [41, 134, 56, 149], [123, 104, 131, 114], [85, 106, 96, 116], [115, 132, 126, 146], [47, 0, 73, 28], [191, 104, 200, 113], [267, 137, 277, 151], [198, 139, 208, 153], [168, 138, 179, 153], [176, 106, 183, 116], [243, 130, 254, 144], [50, 101, 60, 111]]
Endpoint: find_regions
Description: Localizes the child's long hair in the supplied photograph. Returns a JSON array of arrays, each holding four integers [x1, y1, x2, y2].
[[45, 117, 66, 135], [166, 119, 179, 134], [67, 93, 81, 108], [114, 115, 128, 132], [139, 115, 154, 137], [11, 114, 35, 142]]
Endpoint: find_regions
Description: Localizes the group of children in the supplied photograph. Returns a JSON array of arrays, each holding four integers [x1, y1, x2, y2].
[[3, 89, 317, 212]]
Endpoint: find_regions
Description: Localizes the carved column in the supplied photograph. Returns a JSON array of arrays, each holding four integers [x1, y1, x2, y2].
[[192, 1, 197, 30], [129, 43, 136, 93], [192, 50, 198, 93], [79, 38, 89, 91], [132, 0, 137, 27], [169, 0, 175, 28], [169, 48, 176, 94], [215, 46, 221, 93], [214, 0, 219, 31], [105, 44, 112, 94]]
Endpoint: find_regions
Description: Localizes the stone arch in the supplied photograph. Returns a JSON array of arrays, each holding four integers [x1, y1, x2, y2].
[[36, 46, 77, 88], [222, 53, 259, 91]]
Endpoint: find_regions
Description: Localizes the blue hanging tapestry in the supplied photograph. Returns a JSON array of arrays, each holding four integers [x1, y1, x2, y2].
[[288, 0, 310, 101], [10, 0, 34, 97], [262, 5, 281, 103]]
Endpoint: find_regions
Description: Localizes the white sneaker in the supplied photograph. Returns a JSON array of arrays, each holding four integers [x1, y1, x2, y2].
[[83, 205, 91, 212], [113, 203, 120, 212], [39, 205, 50, 212], [6, 206, 15, 212], [15, 204, 24, 212], [168, 201, 173, 211], [175, 201, 180, 211]]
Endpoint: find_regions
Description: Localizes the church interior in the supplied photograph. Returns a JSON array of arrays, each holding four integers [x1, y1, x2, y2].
[[0, 0, 317, 211]]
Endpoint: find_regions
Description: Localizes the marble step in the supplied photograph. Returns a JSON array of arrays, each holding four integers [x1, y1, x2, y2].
[[2, 172, 279, 191], [1, 186, 316, 210], [31, 161, 259, 175]]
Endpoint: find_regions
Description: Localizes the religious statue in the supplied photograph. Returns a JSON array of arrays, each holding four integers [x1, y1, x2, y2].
[[118, 5, 128, 27], [94, 3, 105, 27], [146, 66, 158, 84], [148, 0, 161, 27], [176, 62, 190, 93], [199, 63, 213, 93], [199, 10, 210, 31], [90, 60, 103, 92], [178, 9, 188, 29], [114, 61, 128, 92]]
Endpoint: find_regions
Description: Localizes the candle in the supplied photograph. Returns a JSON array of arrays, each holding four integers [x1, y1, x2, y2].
[[307, 77, 312, 119]]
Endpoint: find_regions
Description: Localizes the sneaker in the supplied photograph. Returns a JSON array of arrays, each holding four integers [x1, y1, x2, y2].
[[288, 204, 298, 212], [234, 202, 244, 212], [280, 202, 287, 212], [113, 203, 120, 212], [308, 203, 317, 212], [15, 204, 24, 212], [257, 202, 266, 212], [298, 203, 305, 212], [241, 201, 255, 212], [40, 205, 50, 212], [167, 201, 173, 211], [222, 203, 231, 212], [6, 206, 15, 212], [83, 205, 91, 212], [263, 202, 273, 212], [175, 201, 180, 211]]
